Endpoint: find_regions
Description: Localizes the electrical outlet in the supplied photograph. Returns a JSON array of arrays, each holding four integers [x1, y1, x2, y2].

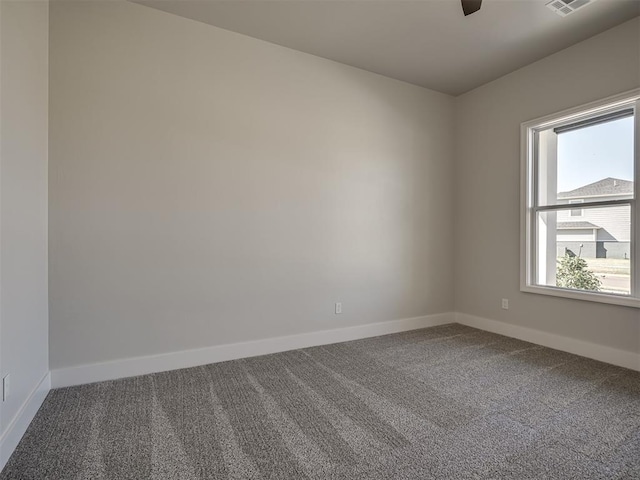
[[3, 374, 10, 402], [335, 302, 342, 314], [501, 298, 509, 310]]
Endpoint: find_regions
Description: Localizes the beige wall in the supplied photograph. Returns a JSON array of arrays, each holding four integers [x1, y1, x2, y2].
[[0, 0, 49, 432], [454, 18, 640, 354], [49, 1, 455, 369]]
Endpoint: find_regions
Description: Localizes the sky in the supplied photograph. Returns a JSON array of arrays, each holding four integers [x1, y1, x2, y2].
[[557, 116, 634, 193]]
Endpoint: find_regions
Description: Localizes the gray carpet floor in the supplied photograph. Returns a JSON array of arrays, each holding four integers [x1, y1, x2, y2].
[[2, 323, 640, 479]]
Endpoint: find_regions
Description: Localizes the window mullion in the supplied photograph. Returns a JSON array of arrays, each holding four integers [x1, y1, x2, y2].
[[634, 100, 640, 299], [535, 199, 632, 212]]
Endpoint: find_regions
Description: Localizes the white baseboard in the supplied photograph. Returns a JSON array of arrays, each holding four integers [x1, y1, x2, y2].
[[456, 312, 640, 372], [0, 372, 51, 471], [50, 310, 638, 389], [51, 313, 454, 388]]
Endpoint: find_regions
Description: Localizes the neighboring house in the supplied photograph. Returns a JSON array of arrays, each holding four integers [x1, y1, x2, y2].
[[557, 177, 633, 259]]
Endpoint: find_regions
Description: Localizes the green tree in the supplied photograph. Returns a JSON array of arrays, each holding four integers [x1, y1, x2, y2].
[[556, 252, 601, 291]]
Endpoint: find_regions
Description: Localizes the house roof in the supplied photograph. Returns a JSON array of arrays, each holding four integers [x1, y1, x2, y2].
[[558, 177, 633, 199], [557, 221, 600, 230]]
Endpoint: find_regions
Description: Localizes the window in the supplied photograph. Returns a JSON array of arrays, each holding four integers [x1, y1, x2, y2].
[[569, 199, 583, 217], [521, 90, 640, 308]]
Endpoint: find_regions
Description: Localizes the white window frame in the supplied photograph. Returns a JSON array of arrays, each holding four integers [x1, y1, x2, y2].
[[521, 89, 640, 309]]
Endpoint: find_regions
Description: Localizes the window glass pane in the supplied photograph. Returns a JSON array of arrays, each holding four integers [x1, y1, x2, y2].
[[536, 205, 631, 296], [537, 115, 634, 206], [569, 199, 583, 217]]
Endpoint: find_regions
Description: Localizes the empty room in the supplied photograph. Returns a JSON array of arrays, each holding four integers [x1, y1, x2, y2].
[[1, 0, 639, 478]]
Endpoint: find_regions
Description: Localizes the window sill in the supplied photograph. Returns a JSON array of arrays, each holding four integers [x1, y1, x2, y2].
[[521, 284, 640, 309]]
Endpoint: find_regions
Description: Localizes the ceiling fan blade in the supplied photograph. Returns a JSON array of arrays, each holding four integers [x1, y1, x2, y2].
[[461, 0, 482, 16]]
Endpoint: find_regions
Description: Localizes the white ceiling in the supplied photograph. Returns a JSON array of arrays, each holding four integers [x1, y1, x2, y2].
[[134, 0, 640, 96]]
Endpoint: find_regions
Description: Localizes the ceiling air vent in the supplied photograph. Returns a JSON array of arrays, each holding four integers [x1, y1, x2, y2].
[[546, 0, 598, 17]]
